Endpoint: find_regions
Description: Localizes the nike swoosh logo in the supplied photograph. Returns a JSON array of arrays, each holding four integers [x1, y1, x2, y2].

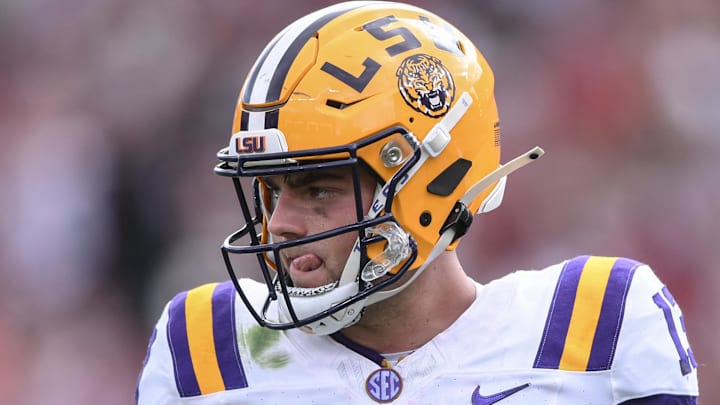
[[471, 382, 530, 405]]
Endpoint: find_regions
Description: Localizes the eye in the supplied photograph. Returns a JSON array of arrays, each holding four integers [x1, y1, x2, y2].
[[308, 187, 334, 199], [264, 186, 280, 212]]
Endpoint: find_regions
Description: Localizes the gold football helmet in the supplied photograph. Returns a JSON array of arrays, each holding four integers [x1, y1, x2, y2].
[[215, 1, 543, 334]]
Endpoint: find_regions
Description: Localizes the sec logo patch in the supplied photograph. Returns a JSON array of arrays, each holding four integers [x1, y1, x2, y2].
[[366, 368, 403, 403]]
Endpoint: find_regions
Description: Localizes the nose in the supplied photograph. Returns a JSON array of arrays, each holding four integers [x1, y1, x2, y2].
[[266, 189, 306, 239]]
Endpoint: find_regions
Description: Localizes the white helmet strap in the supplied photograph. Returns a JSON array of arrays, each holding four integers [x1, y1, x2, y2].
[[366, 146, 544, 306]]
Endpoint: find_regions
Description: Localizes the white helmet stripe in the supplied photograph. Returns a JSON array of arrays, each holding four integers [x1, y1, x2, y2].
[[242, 2, 369, 107]]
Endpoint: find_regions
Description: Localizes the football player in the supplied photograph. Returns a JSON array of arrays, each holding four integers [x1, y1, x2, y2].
[[136, 2, 699, 403]]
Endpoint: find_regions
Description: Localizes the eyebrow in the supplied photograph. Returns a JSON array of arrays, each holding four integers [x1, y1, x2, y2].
[[262, 170, 348, 189]]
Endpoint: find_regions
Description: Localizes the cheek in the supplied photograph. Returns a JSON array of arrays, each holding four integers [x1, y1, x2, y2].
[[308, 207, 347, 231], [324, 232, 360, 271], [313, 196, 365, 229], [311, 206, 329, 219]]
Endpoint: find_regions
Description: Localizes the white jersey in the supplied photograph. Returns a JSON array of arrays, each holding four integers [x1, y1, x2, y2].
[[136, 256, 699, 404]]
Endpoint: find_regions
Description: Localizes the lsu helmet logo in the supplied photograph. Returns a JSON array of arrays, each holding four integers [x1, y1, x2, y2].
[[235, 135, 266, 154], [397, 54, 455, 118]]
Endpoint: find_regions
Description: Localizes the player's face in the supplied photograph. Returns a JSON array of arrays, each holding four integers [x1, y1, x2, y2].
[[263, 166, 376, 289]]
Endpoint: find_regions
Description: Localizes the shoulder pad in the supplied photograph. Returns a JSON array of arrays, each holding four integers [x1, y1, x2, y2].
[[166, 281, 248, 397], [534, 255, 642, 371]]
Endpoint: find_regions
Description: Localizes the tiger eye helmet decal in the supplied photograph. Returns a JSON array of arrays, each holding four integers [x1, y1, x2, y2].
[[397, 53, 455, 118]]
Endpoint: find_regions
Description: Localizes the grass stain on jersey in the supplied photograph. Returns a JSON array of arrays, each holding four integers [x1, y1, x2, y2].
[[245, 325, 290, 369]]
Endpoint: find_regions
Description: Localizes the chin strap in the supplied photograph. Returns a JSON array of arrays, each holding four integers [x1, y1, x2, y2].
[[365, 146, 545, 307], [461, 146, 544, 206]]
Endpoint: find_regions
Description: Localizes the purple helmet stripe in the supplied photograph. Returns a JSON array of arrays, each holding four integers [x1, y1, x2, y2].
[[239, 111, 249, 131], [264, 8, 352, 105], [241, 31, 287, 105], [239, 2, 367, 131], [242, 3, 365, 106]]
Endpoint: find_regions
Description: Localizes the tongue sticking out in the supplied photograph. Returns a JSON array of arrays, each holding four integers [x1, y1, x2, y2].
[[291, 254, 323, 272]]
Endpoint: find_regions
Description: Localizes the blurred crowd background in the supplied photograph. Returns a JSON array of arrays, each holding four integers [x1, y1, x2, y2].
[[1, 0, 718, 403]]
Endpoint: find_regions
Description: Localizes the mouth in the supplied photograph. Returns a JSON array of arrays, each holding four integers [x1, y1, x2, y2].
[[280, 252, 337, 294], [421, 89, 446, 110], [428, 91, 440, 106], [288, 253, 323, 273]]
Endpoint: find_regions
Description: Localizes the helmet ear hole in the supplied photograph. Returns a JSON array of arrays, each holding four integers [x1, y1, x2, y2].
[[419, 211, 432, 227]]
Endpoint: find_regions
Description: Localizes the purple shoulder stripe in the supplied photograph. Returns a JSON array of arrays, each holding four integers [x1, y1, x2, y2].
[[211, 281, 248, 390], [167, 291, 200, 397], [533, 255, 588, 369], [586, 257, 641, 370], [166, 282, 248, 398], [534, 256, 641, 371]]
